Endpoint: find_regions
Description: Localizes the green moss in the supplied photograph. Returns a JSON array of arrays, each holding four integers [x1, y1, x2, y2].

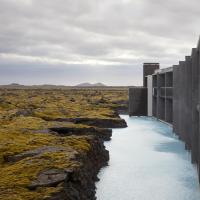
[[0, 133, 92, 199], [0, 88, 128, 199]]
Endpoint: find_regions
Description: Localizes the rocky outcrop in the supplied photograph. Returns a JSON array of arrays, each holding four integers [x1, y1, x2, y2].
[[73, 118, 127, 128], [49, 126, 112, 141], [52, 117, 127, 128], [3, 146, 68, 163], [25, 136, 109, 200], [47, 136, 109, 200], [28, 169, 69, 190]]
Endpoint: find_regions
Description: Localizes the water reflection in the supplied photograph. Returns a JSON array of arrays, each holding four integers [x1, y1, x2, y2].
[[96, 116, 200, 200], [154, 141, 187, 157]]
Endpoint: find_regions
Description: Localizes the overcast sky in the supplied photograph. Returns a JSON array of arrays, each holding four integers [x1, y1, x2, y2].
[[0, 0, 200, 86]]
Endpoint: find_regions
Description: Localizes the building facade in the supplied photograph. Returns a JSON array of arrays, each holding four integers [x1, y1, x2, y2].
[[129, 37, 200, 182]]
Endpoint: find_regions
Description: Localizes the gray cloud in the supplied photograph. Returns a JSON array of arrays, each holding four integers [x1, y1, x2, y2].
[[0, 0, 200, 85]]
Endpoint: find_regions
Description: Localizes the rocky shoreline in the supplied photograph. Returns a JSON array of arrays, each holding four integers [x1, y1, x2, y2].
[[47, 136, 109, 200], [1, 117, 126, 200], [50, 126, 112, 141], [46, 116, 127, 200], [44, 117, 127, 129]]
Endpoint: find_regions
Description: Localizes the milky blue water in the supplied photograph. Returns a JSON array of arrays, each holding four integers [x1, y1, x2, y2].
[[96, 115, 200, 200]]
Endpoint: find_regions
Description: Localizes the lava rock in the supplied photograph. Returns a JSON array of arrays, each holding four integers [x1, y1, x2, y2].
[[28, 169, 69, 190]]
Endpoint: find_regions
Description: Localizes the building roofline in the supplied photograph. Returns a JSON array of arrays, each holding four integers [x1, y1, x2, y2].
[[143, 63, 160, 65], [153, 66, 173, 75]]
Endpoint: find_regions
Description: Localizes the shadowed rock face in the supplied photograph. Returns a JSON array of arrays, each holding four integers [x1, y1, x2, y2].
[[52, 117, 127, 129], [4, 135, 109, 200], [48, 136, 109, 200], [28, 169, 69, 190], [73, 118, 127, 128], [49, 126, 112, 141]]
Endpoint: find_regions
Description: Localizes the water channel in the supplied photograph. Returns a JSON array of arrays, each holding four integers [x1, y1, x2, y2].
[[96, 115, 200, 200]]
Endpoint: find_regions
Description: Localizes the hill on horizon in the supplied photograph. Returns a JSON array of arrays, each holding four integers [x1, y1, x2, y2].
[[0, 82, 109, 89], [0, 83, 131, 90], [75, 82, 107, 87]]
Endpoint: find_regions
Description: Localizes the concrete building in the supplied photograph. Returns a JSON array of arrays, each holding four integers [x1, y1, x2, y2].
[[143, 63, 159, 87], [129, 37, 200, 182], [129, 63, 159, 116], [152, 67, 173, 123]]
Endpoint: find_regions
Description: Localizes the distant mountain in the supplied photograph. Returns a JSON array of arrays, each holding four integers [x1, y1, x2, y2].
[[0, 83, 67, 89], [0, 82, 108, 89], [10, 83, 21, 86], [0, 83, 25, 89], [0, 83, 129, 90], [75, 82, 107, 87]]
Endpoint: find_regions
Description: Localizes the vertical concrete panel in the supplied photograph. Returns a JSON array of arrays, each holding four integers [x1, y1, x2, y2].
[[178, 64, 182, 138], [129, 87, 147, 116], [179, 61, 185, 141], [197, 43, 200, 181], [147, 76, 153, 116], [152, 75, 158, 118], [164, 74, 167, 122], [182, 60, 187, 147], [177, 63, 182, 139], [157, 74, 165, 120], [166, 99, 173, 123], [182, 58, 191, 150], [156, 75, 159, 118], [185, 56, 192, 150], [173, 65, 179, 134], [191, 48, 199, 164], [165, 72, 173, 123]]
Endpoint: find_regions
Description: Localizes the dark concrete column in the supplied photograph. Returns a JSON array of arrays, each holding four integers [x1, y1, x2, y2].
[[157, 74, 165, 120], [178, 61, 185, 141], [152, 75, 158, 118], [165, 72, 173, 123], [191, 48, 199, 164], [129, 87, 147, 116], [173, 65, 179, 134], [185, 56, 192, 150], [197, 42, 200, 181], [165, 98, 172, 123], [182, 60, 187, 147], [179, 60, 189, 144]]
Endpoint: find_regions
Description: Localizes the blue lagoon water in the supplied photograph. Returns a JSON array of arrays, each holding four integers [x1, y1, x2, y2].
[[96, 116, 200, 200]]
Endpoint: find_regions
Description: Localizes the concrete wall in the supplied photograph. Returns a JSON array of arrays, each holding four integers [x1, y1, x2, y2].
[[129, 87, 147, 116], [152, 71, 173, 123], [171, 43, 200, 181]]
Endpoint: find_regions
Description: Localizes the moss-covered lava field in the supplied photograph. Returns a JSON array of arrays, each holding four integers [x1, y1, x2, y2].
[[0, 88, 128, 200]]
